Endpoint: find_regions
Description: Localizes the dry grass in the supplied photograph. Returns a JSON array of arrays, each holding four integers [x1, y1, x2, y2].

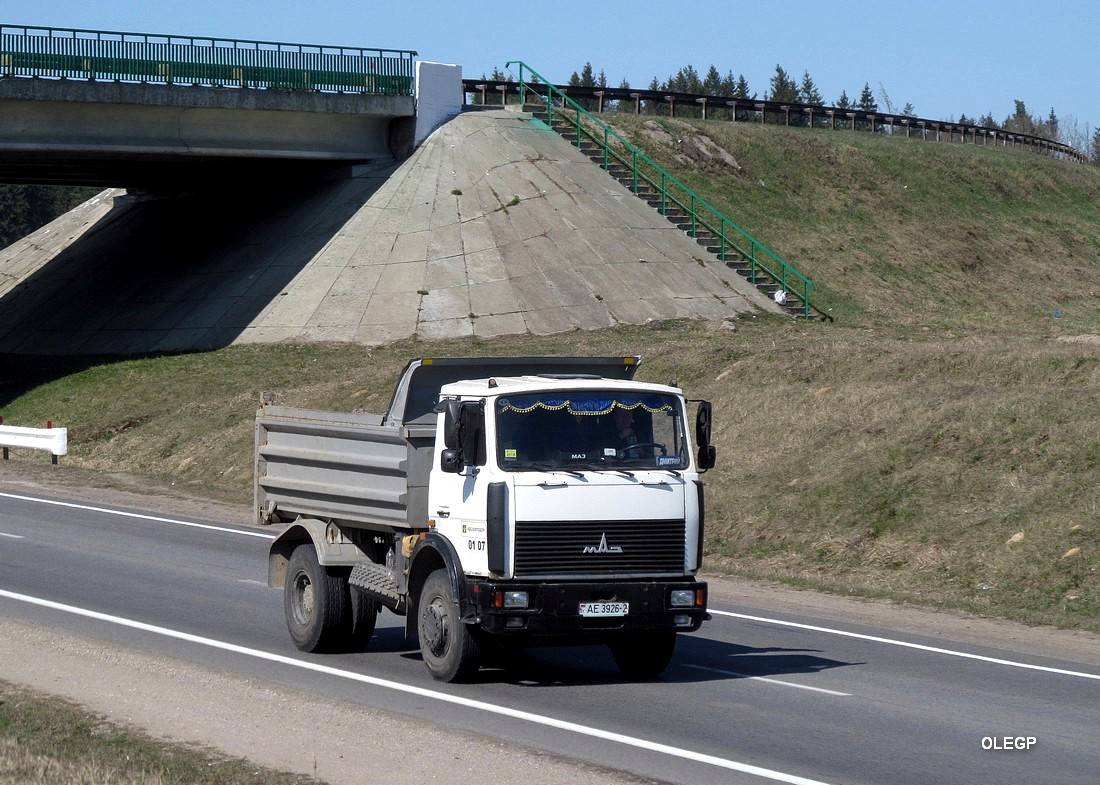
[[3, 318, 1097, 630], [0, 683, 319, 785], [2, 118, 1099, 632], [0, 737, 166, 785]]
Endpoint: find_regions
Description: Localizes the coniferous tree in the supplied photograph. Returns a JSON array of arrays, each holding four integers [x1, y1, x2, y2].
[[799, 70, 824, 105], [0, 185, 98, 250], [611, 78, 632, 113], [568, 63, 597, 111], [703, 65, 722, 96], [767, 65, 799, 103], [1004, 100, 1037, 136], [680, 65, 703, 94], [766, 65, 799, 125], [665, 66, 702, 115], [799, 70, 824, 127], [857, 82, 878, 130], [731, 75, 752, 120], [857, 82, 877, 112], [720, 70, 736, 98], [644, 76, 662, 115]]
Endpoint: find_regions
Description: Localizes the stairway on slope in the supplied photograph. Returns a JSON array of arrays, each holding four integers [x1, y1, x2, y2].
[[534, 105, 816, 319]]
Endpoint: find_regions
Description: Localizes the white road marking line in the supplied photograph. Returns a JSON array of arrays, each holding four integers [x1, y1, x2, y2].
[[684, 664, 851, 696], [0, 491, 274, 539], [0, 532, 25, 539], [0, 588, 835, 785], [712, 610, 1100, 681], [237, 579, 268, 587]]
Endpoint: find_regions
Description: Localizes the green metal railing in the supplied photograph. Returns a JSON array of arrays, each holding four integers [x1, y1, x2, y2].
[[506, 61, 819, 319], [0, 24, 416, 95]]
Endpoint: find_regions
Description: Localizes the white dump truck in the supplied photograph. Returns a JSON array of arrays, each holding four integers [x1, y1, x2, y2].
[[258, 356, 715, 681]]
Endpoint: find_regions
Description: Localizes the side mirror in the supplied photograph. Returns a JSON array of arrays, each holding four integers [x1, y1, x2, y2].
[[695, 401, 716, 471], [461, 402, 486, 464], [440, 448, 463, 474], [695, 400, 712, 445], [438, 399, 485, 471], [442, 400, 464, 449]]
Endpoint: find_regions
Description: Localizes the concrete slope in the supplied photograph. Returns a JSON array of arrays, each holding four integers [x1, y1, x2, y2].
[[0, 109, 778, 355]]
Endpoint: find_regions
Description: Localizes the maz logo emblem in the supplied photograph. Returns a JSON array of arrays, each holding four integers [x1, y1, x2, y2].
[[583, 533, 623, 554]]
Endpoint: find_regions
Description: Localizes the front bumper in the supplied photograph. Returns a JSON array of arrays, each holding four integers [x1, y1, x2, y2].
[[465, 579, 708, 640]]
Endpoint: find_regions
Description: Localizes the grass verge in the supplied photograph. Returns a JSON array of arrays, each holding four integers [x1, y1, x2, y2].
[[1, 317, 1097, 632], [0, 682, 321, 785]]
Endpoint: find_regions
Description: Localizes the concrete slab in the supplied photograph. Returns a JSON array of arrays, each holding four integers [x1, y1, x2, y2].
[[360, 290, 422, 326], [0, 108, 782, 355], [472, 312, 528, 338], [418, 285, 471, 322]]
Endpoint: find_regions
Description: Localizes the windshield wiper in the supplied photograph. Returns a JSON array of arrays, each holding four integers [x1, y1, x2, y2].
[[564, 462, 634, 478], [527, 462, 585, 478]]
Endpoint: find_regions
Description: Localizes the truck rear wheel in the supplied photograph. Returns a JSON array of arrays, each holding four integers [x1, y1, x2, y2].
[[417, 569, 480, 682], [609, 631, 677, 679], [347, 589, 379, 652], [285, 544, 355, 653]]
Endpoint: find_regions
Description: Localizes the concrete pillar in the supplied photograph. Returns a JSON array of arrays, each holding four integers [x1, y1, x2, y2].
[[415, 61, 462, 147]]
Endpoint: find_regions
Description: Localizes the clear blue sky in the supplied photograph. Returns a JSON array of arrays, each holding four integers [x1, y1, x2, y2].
[[6, 1, 1099, 144]]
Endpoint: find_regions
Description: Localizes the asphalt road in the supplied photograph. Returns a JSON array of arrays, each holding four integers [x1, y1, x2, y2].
[[1, 488, 1098, 785]]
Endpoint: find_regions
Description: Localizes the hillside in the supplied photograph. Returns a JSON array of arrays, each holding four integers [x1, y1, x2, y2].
[[605, 115, 1100, 329], [1, 115, 1098, 632]]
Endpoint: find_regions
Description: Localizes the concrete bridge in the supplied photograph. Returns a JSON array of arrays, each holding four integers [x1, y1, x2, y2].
[[0, 24, 780, 356], [0, 76, 416, 187], [0, 24, 426, 187]]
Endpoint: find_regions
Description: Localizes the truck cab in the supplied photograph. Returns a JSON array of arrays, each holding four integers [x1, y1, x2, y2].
[[432, 373, 707, 600]]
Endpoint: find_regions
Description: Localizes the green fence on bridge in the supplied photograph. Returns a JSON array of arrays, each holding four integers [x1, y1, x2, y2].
[[0, 24, 416, 95]]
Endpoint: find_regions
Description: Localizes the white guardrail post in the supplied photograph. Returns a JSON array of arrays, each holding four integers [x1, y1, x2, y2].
[[0, 417, 68, 464]]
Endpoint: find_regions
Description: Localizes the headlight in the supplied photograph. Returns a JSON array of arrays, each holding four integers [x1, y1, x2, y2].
[[670, 589, 695, 607], [503, 590, 529, 609]]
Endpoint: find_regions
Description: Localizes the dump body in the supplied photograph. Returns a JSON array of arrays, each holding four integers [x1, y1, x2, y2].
[[255, 406, 434, 533], [255, 356, 642, 533]]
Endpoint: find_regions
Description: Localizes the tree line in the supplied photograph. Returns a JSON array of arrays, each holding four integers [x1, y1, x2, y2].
[[483, 61, 1099, 163]]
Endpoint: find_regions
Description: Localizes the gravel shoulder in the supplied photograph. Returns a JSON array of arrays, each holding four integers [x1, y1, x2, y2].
[[2, 460, 1098, 785]]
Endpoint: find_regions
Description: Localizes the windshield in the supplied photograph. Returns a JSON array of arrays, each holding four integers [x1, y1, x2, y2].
[[495, 390, 688, 472]]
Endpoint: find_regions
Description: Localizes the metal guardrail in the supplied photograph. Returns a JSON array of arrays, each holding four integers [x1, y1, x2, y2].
[[0, 416, 67, 464], [0, 24, 416, 95], [464, 79, 1084, 164], [504, 61, 819, 319]]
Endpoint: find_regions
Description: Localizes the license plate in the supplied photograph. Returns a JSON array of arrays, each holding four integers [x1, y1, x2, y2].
[[579, 601, 629, 617]]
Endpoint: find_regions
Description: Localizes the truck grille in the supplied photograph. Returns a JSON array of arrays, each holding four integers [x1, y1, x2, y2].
[[513, 519, 685, 578]]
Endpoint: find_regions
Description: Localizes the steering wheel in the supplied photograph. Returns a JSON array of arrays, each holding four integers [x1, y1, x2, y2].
[[617, 442, 667, 459]]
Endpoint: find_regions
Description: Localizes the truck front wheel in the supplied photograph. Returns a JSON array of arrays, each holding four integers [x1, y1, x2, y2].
[[609, 631, 677, 679], [285, 544, 354, 653], [417, 569, 480, 682]]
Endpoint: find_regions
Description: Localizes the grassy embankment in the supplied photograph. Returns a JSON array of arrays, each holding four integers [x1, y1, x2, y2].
[[1, 115, 1099, 784], [4, 118, 1099, 630]]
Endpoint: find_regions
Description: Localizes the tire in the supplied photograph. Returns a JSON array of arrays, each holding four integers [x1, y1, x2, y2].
[[417, 569, 480, 682], [609, 631, 677, 679], [284, 544, 352, 653], [347, 588, 379, 652]]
